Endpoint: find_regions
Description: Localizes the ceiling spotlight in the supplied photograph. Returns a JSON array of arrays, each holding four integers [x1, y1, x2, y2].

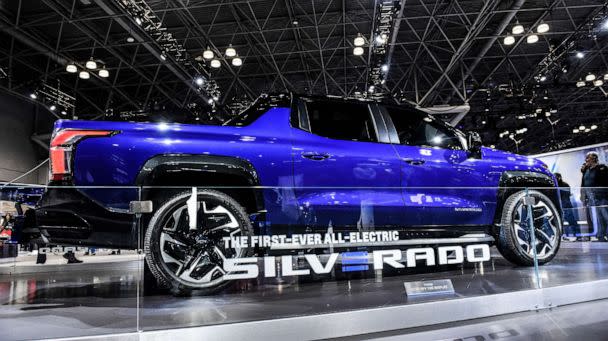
[[535, 108, 542, 113], [232, 56, 243, 66], [207, 98, 214, 104], [225, 44, 236, 57], [604, 73, 608, 81], [585, 73, 596, 82], [504, 35, 515, 45], [213, 96, 219, 101], [61, 110, 67, 116], [98, 67, 109, 78], [381, 64, 389, 72], [354, 33, 365, 47], [579, 125, 586, 130], [292, 20, 298, 25], [160, 53, 167, 61], [593, 79, 604, 87], [490, 145, 496, 149], [203, 48, 214, 60], [526, 34, 539, 44], [540, 75, 547, 82], [79, 70, 90, 79], [49, 105, 56, 111], [195, 77, 204, 86], [573, 128, 579, 133], [29, 93, 37, 99], [126, 36, 135, 43], [134, 17, 142, 25], [576, 51, 585, 59], [585, 128, 591, 133], [210, 59, 221, 68], [550, 108, 557, 114], [545, 112, 551, 117], [576, 79, 585, 88], [66, 63, 77, 73], [375, 33, 387, 45], [85, 58, 97, 69], [591, 125, 598, 130], [368, 85, 375, 92], [512, 24, 524, 35], [353, 47, 364, 56], [537, 22, 549, 33]]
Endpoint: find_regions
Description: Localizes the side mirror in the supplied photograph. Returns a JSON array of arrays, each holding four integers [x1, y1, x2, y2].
[[467, 131, 482, 159]]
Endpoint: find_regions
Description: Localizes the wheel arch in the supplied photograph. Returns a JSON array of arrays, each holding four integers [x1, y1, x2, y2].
[[135, 154, 265, 214], [493, 171, 562, 226]]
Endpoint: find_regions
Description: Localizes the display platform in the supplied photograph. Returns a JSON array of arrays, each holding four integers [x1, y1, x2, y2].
[[1, 243, 608, 340]]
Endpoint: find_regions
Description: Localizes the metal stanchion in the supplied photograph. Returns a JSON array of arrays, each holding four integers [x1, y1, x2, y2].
[[524, 188, 542, 288]]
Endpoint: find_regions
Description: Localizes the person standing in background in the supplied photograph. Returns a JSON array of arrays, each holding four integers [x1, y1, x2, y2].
[[581, 152, 608, 242], [555, 173, 580, 240]]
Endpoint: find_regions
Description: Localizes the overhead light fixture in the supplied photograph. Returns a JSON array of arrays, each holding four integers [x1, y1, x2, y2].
[[591, 125, 598, 130], [535, 108, 542, 113], [292, 20, 298, 25], [79, 70, 90, 79], [573, 128, 579, 133], [550, 108, 557, 114], [353, 47, 364, 56], [585, 73, 596, 81], [576, 51, 585, 59], [368, 85, 375, 92], [604, 73, 608, 81], [381, 64, 389, 72], [210, 59, 221, 68], [354, 33, 365, 47], [207, 98, 214, 104], [576, 79, 585, 87], [585, 128, 591, 132], [126, 37, 135, 43], [540, 75, 547, 82], [66, 63, 78, 73], [537, 22, 549, 33], [225, 44, 236, 57], [213, 96, 219, 101], [593, 79, 604, 87], [503, 35, 515, 45], [85, 58, 97, 70], [98, 67, 109, 78], [232, 56, 243, 66], [526, 34, 539, 44], [579, 125, 586, 130], [160, 53, 167, 61], [29, 93, 37, 99], [375, 33, 387, 45], [61, 110, 67, 116], [512, 23, 524, 35], [203, 48, 214, 60], [545, 112, 551, 117], [49, 105, 56, 111], [135, 17, 142, 26], [195, 77, 204, 86]]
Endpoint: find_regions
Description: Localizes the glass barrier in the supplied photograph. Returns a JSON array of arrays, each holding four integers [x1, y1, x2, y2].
[[0, 184, 606, 339], [538, 186, 608, 288], [0, 185, 142, 340], [137, 186, 541, 332]]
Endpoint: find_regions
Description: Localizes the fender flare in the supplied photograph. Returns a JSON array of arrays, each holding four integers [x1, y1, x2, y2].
[[135, 154, 264, 212]]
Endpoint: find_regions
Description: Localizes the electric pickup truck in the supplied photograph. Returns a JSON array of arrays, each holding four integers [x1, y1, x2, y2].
[[36, 94, 562, 294]]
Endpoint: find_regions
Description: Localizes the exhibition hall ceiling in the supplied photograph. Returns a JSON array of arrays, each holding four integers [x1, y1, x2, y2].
[[0, 0, 607, 153]]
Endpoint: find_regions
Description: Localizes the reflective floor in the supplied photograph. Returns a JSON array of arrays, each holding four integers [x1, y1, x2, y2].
[[0, 243, 607, 340]]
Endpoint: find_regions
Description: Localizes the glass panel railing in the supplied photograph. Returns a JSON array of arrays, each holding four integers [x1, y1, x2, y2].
[[137, 186, 541, 332], [0, 185, 142, 340]]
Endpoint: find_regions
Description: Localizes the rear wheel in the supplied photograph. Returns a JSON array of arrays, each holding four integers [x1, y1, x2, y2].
[[144, 189, 253, 296], [496, 190, 562, 266]]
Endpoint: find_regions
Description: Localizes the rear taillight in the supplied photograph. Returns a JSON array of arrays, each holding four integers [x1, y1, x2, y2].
[[49, 129, 115, 181]]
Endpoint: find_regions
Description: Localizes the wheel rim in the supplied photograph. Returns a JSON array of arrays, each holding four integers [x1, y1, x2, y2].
[[157, 197, 246, 288], [512, 194, 559, 260]]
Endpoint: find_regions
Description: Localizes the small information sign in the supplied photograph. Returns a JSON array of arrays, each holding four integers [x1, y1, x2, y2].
[[404, 279, 455, 297]]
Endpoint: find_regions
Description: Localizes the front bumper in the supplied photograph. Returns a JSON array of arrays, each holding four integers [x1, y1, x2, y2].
[[36, 187, 137, 248]]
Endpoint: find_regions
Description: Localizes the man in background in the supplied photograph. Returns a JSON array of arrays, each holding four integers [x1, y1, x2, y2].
[[555, 173, 580, 240], [581, 152, 608, 242]]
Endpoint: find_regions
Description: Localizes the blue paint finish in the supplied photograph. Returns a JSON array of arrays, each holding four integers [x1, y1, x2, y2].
[[341, 251, 369, 272], [53, 105, 555, 227]]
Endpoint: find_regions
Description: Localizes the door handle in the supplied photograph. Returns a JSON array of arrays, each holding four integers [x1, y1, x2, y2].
[[302, 152, 330, 161], [402, 158, 425, 166]]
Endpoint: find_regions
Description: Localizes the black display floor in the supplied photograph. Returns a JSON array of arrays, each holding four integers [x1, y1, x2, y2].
[[0, 243, 607, 340]]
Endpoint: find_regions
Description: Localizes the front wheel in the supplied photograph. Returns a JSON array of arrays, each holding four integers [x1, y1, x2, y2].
[[496, 190, 562, 266], [144, 189, 253, 296]]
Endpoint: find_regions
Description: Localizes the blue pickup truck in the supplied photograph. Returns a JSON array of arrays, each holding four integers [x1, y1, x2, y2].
[[36, 94, 562, 294]]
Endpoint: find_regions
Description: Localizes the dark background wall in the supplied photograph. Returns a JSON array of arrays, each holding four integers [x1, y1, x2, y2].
[[0, 92, 54, 184]]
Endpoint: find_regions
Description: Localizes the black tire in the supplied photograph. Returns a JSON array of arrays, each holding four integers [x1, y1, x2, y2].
[[496, 190, 562, 266], [144, 189, 253, 296]]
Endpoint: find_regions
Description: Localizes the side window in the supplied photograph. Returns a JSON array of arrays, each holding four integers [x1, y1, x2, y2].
[[305, 101, 377, 142], [385, 106, 463, 150]]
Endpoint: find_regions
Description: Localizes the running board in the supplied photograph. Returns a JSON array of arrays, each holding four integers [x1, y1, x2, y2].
[[270, 234, 494, 250]]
